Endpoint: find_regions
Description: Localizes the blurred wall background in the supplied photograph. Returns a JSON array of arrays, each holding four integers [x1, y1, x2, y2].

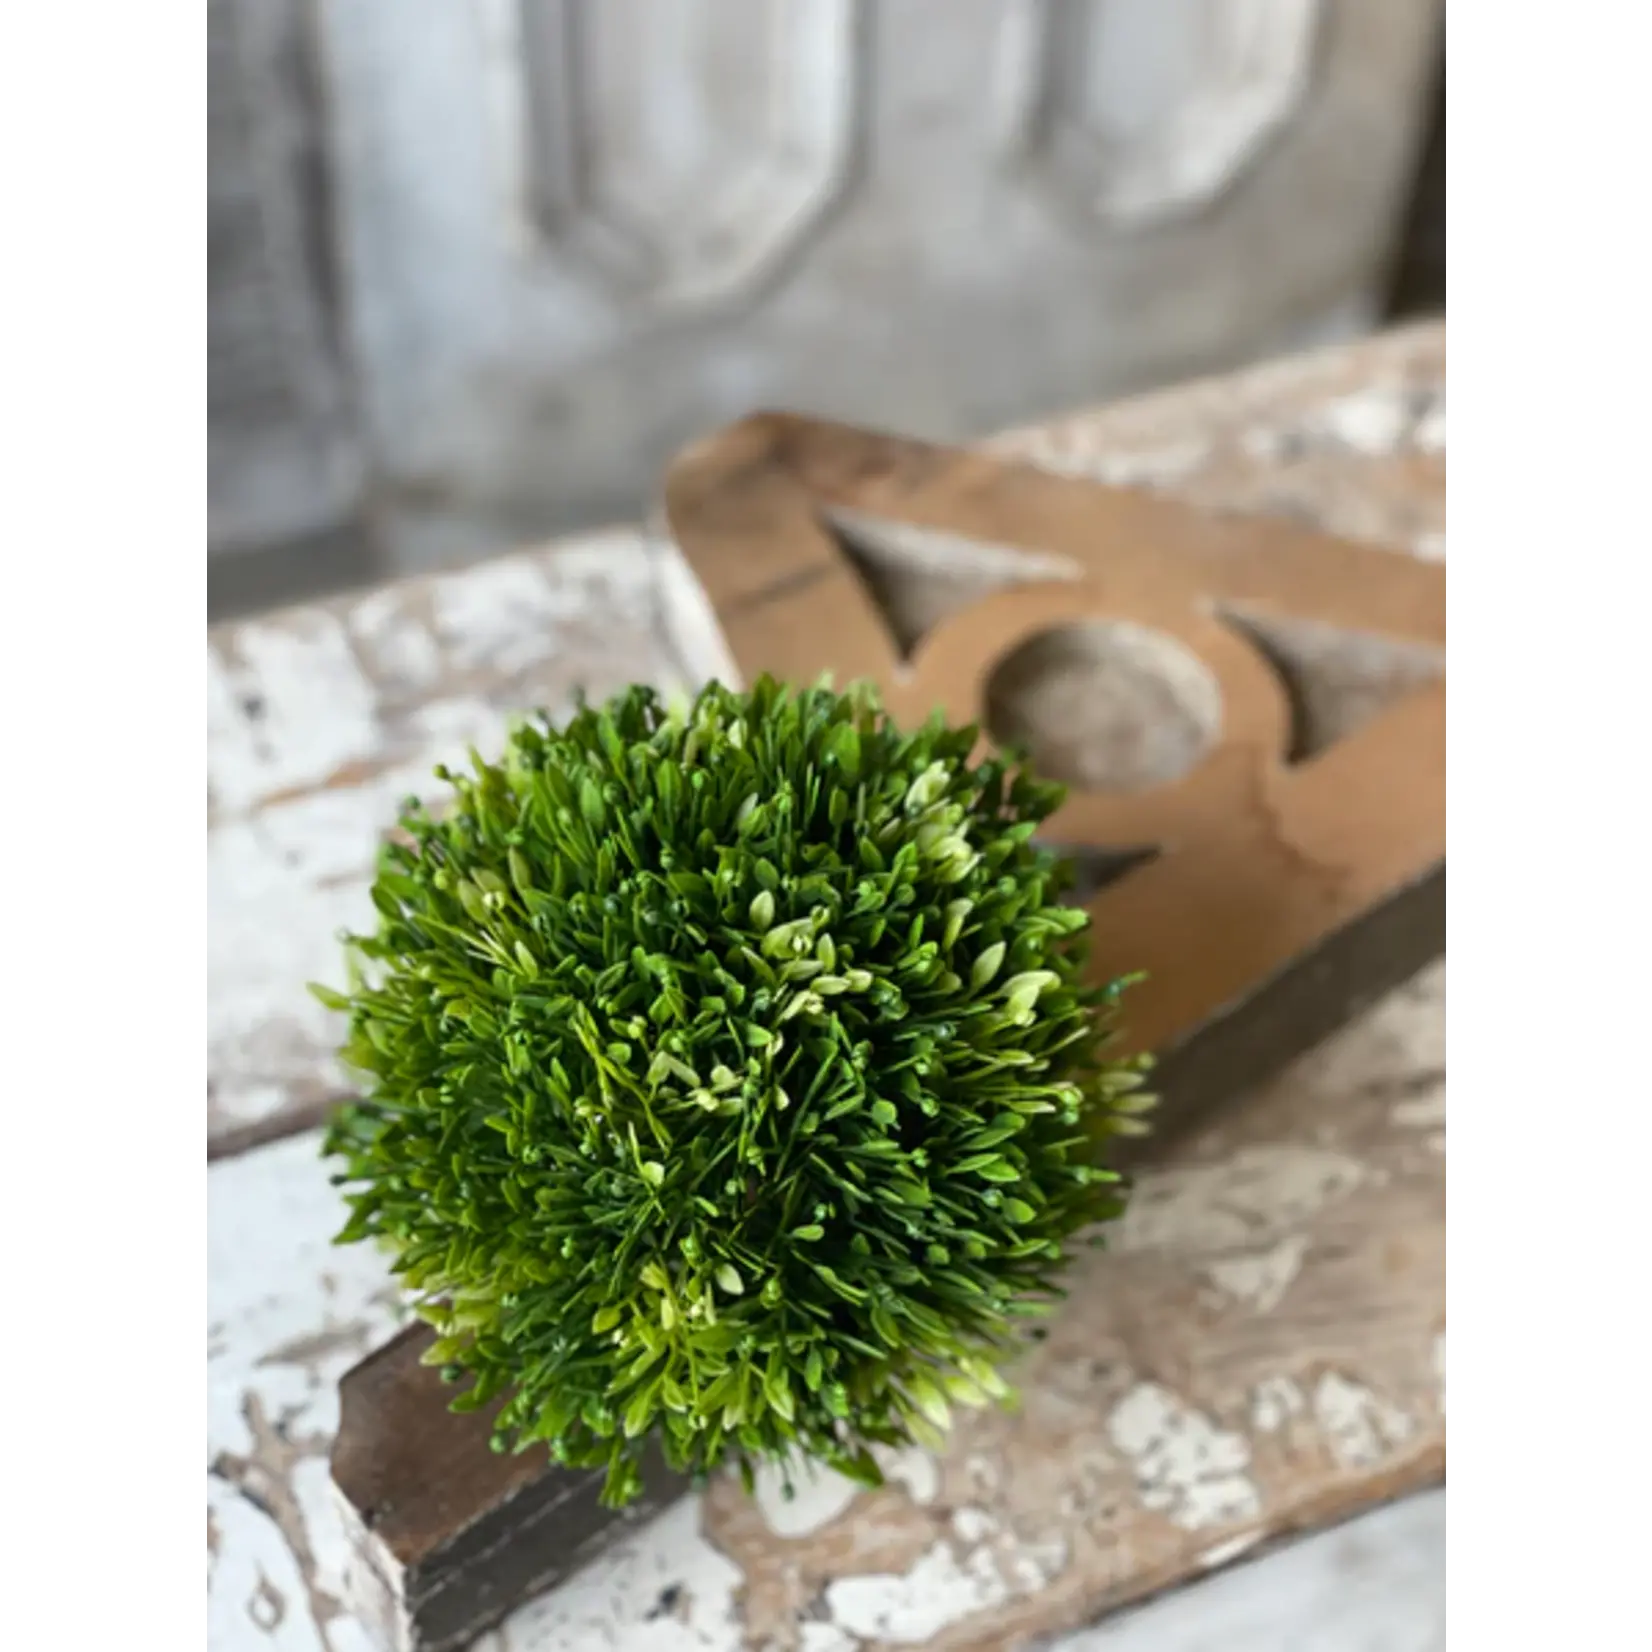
[[208, 0, 1445, 622]]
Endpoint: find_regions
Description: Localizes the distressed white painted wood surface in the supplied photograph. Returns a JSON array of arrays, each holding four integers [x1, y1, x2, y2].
[[207, 323, 1445, 1157], [207, 322, 1445, 1650], [207, 531, 693, 1156], [209, 963, 1445, 1652], [1050, 1490, 1444, 1652]]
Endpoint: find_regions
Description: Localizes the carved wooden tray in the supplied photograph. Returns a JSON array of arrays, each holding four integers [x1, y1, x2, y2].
[[662, 412, 1445, 1137], [330, 414, 1445, 1652]]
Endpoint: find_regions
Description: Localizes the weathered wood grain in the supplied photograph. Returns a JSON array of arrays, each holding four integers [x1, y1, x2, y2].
[[207, 532, 691, 1157], [206, 322, 1446, 1649], [209, 961, 1444, 1652], [660, 403, 1444, 1142], [207, 324, 1444, 1159]]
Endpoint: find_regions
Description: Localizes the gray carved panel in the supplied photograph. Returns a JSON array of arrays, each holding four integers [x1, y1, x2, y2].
[[208, 0, 362, 556], [310, 0, 1441, 575], [1004, 0, 1320, 228], [479, 0, 864, 307]]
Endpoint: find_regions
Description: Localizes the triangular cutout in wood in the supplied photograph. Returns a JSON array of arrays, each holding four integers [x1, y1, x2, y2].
[[1216, 607, 1445, 763], [824, 506, 1080, 663], [1039, 842, 1163, 905]]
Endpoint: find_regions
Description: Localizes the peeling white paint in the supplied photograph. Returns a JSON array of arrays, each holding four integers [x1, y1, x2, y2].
[[796, 1624, 859, 1652], [1239, 423, 1289, 461], [1005, 1530, 1070, 1594], [208, 612, 383, 816], [1008, 434, 1211, 490], [210, 1136, 408, 1652], [1198, 1530, 1264, 1570], [208, 335, 1446, 1652], [290, 1456, 358, 1615], [506, 1496, 742, 1652], [754, 1458, 861, 1540], [1312, 1374, 1416, 1470], [1392, 1088, 1447, 1130], [1321, 388, 1413, 455], [209, 1475, 324, 1652], [952, 1505, 999, 1544], [209, 1134, 404, 1459], [1053, 1493, 1446, 1652], [1251, 1376, 1307, 1434], [1115, 1146, 1366, 1259], [430, 535, 657, 674], [208, 532, 682, 1145], [826, 1538, 1012, 1643], [965, 1452, 1002, 1498], [1414, 399, 1446, 454], [813, 1503, 1067, 1644], [1108, 1384, 1262, 1531], [874, 1443, 941, 1507], [1204, 1235, 1309, 1313], [348, 590, 444, 692]]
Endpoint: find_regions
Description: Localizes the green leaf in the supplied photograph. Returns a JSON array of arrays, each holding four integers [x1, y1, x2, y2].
[[825, 1445, 884, 1489], [763, 1367, 796, 1424], [306, 982, 350, 1012], [580, 776, 606, 827], [623, 1385, 656, 1438], [715, 1264, 744, 1296], [906, 1372, 951, 1431], [970, 942, 1006, 990], [508, 846, 535, 894], [826, 724, 862, 781]]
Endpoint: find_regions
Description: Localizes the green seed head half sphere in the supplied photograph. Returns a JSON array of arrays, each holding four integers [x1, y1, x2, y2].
[[318, 678, 1152, 1506]]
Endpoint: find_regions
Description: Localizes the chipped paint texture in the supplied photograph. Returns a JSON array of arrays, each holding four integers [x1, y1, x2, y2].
[[211, 325, 1445, 1159], [1055, 1491, 1444, 1652], [208, 326, 1445, 1650], [827, 1540, 1014, 1643], [209, 1133, 405, 1652], [501, 1498, 743, 1651], [208, 533, 690, 1149], [210, 961, 1445, 1651], [1313, 1374, 1418, 1471], [1251, 1377, 1308, 1434], [753, 1460, 862, 1541], [1108, 1385, 1262, 1531], [693, 959, 1443, 1651]]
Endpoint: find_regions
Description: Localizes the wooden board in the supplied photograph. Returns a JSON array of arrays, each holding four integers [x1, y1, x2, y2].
[[208, 322, 1446, 1651], [326, 358, 1445, 1649], [211, 963, 1444, 1652], [207, 324, 1444, 1161], [660, 410, 1444, 1142]]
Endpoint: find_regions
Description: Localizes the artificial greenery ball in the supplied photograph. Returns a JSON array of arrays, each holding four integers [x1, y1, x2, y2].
[[318, 677, 1151, 1506]]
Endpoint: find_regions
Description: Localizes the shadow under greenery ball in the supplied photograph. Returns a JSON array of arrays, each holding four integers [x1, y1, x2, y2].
[[318, 678, 1151, 1506]]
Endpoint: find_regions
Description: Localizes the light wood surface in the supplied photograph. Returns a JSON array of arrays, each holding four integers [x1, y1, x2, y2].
[[207, 322, 1446, 1652]]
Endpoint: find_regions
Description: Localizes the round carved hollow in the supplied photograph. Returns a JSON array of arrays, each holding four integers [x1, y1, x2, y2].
[[984, 619, 1224, 793]]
